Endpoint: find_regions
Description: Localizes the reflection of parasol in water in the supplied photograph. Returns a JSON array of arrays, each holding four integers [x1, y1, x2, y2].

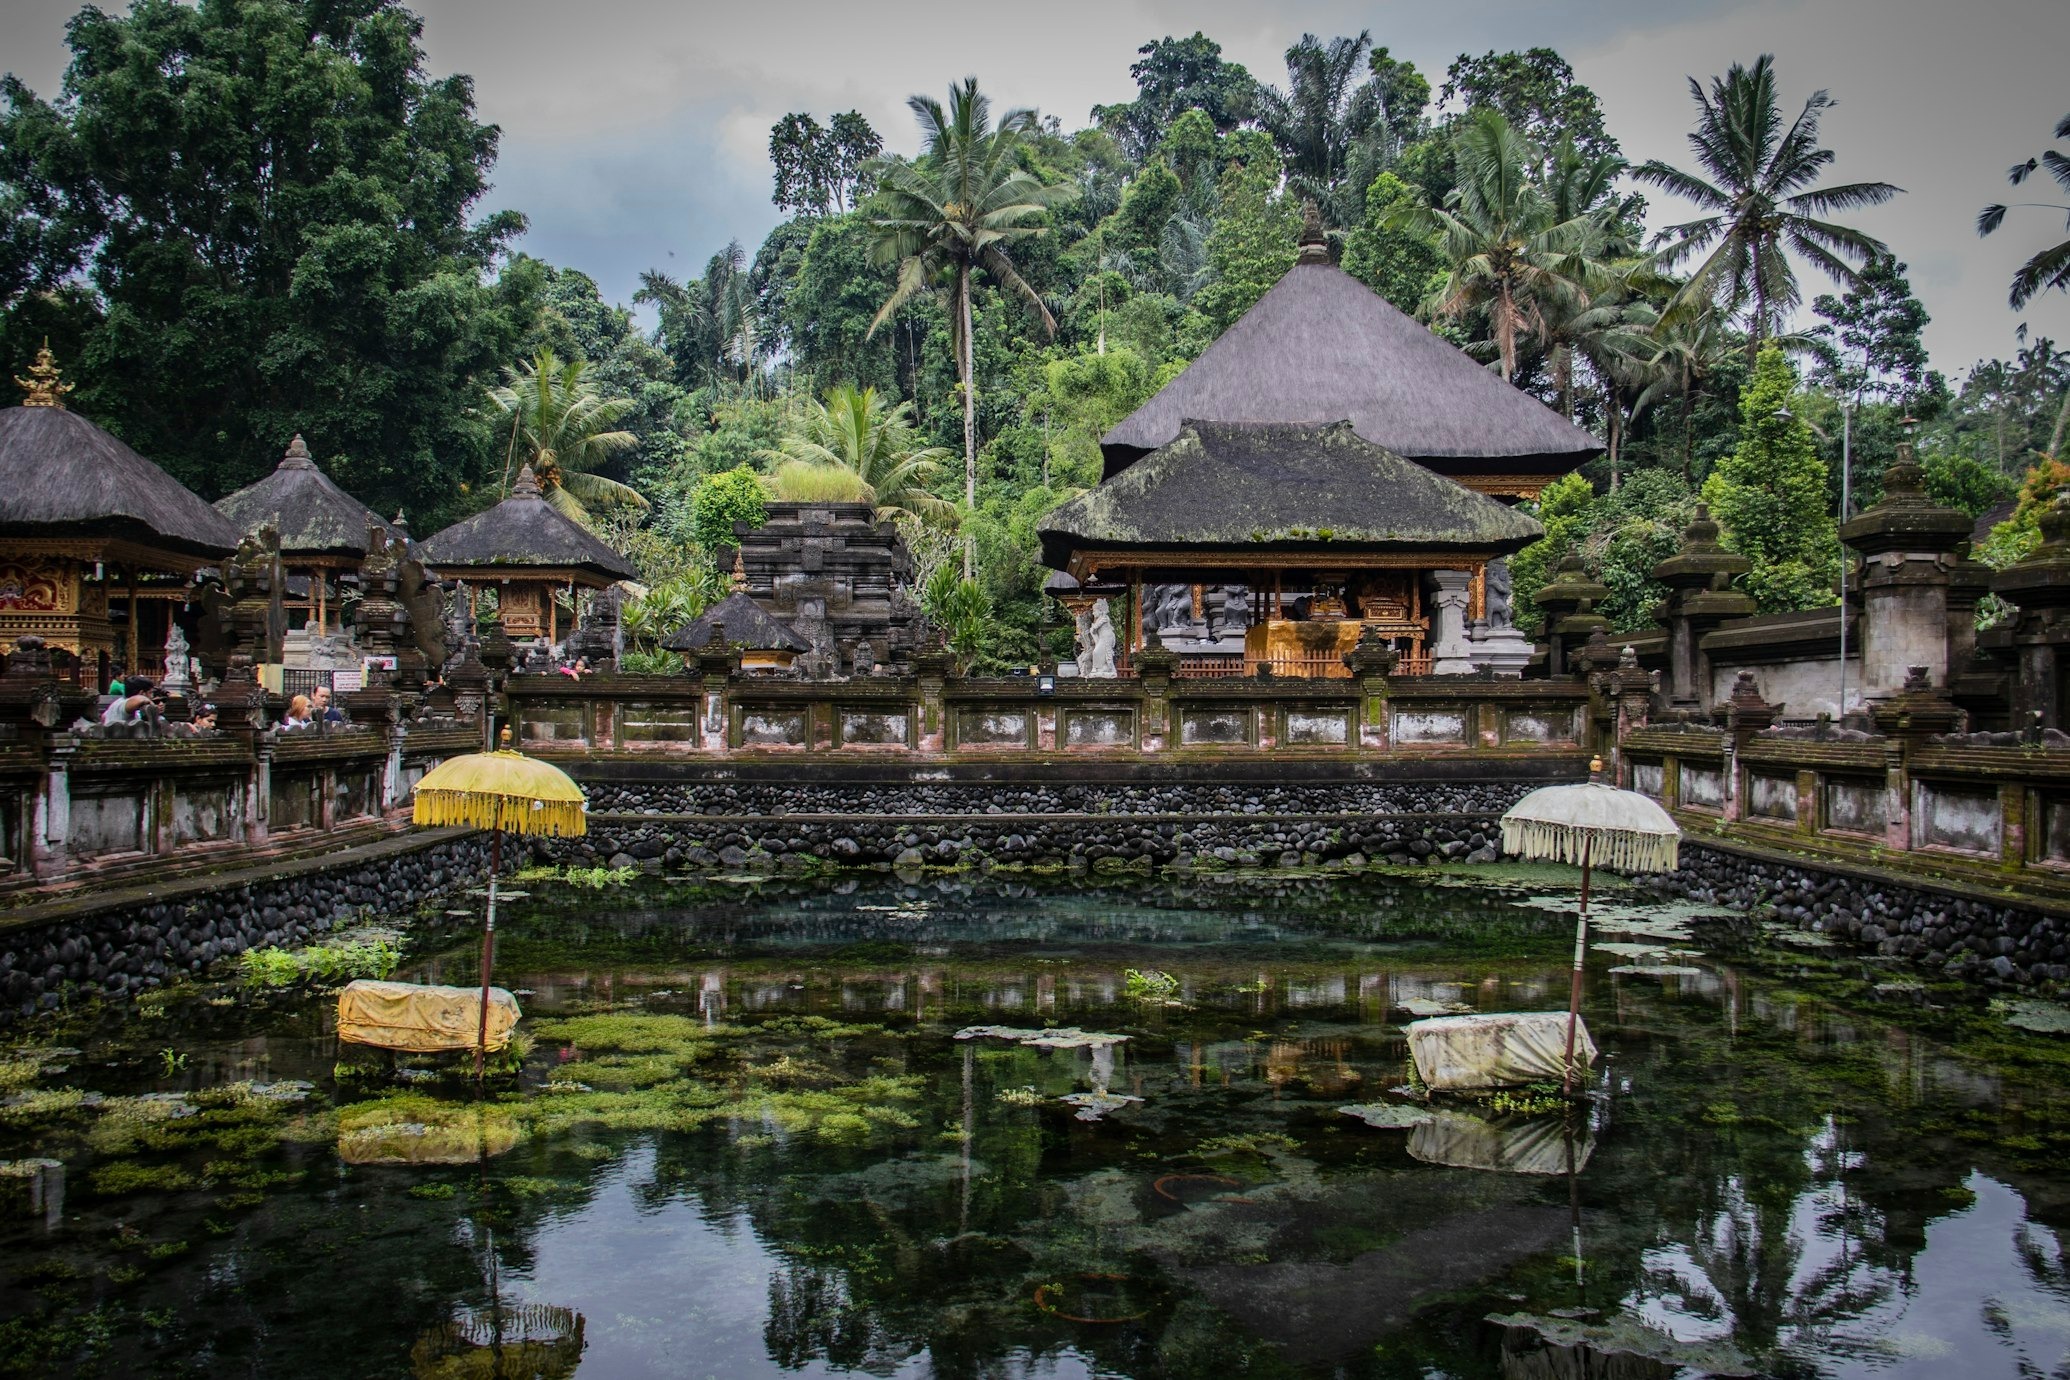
[[1501, 758, 1679, 1095], [410, 1301, 585, 1379], [413, 728, 586, 1075]]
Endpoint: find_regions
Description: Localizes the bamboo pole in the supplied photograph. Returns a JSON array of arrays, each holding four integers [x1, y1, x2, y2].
[[475, 824, 501, 1079], [1562, 830, 1593, 1097]]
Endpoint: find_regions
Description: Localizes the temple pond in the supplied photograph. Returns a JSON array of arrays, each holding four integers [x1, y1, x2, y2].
[[3, 868, 2070, 1378]]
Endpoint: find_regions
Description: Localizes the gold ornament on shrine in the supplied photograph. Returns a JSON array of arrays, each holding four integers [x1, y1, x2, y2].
[[14, 341, 73, 409]]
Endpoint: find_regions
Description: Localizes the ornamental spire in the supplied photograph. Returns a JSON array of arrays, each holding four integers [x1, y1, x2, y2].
[[13, 341, 72, 409]]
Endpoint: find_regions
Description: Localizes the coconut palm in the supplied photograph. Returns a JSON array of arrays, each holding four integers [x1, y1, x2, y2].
[[1634, 55, 1900, 359], [1390, 109, 1621, 383], [759, 385, 958, 528], [1978, 112, 2070, 309], [1253, 32, 1380, 219], [486, 350, 646, 524], [868, 78, 1074, 576]]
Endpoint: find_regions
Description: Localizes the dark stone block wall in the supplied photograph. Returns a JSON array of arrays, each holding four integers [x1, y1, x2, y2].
[[0, 836, 493, 1021], [547, 779, 1537, 873], [1640, 842, 2070, 988]]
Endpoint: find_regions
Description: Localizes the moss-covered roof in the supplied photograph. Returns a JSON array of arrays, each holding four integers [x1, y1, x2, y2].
[[1100, 260, 1601, 479], [660, 590, 810, 652], [418, 465, 636, 584], [214, 435, 399, 560], [0, 403, 241, 558], [1039, 420, 1543, 570]]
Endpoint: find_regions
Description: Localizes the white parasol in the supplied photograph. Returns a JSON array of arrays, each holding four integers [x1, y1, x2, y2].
[[1501, 758, 1680, 1094]]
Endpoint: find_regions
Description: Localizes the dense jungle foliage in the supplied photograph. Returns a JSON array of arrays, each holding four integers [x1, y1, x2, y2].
[[3, 2, 2065, 666]]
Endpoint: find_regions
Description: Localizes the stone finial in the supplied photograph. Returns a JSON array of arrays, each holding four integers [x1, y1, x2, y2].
[[1880, 441, 1926, 502], [1682, 505, 1722, 550], [14, 341, 72, 409], [391, 509, 409, 539], [511, 464, 543, 498], [731, 548, 748, 592], [280, 433, 315, 469], [1619, 643, 1639, 670], [1901, 664, 1933, 694], [1297, 200, 1329, 264]]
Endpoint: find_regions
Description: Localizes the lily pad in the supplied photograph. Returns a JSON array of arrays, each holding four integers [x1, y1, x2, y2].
[[1489, 1312, 1757, 1376], [2004, 1000, 2070, 1034], [1398, 998, 1473, 1017], [1338, 1103, 1435, 1130], [1059, 1090, 1142, 1122], [954, 1026, 1129, 1050], [1608, 964, 1707, 977]]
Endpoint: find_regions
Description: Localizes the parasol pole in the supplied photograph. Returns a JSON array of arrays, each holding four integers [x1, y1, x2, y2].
[[476, 821, 501, 1079], [1562, 829, 1593, 1097]]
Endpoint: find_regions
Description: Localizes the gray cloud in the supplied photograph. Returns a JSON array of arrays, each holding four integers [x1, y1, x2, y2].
[[5, 0, 2065, 372]]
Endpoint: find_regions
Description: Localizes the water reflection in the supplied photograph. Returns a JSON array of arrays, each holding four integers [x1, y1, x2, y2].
[[0, 871, 2067, 1378]]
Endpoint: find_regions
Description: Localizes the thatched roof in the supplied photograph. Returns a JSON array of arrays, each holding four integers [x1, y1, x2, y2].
[[661, 590, 809, 652], [1040, 420, 1543, 570], [1099, 257, 1602, 479], [417, 465, 636, 583], [0, 403, 242, 559], [214, 434, 399, 560]]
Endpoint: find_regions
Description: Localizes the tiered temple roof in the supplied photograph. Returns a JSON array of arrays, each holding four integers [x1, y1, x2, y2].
[[418, 466, 636, 586], [215, 435, 401, 561]]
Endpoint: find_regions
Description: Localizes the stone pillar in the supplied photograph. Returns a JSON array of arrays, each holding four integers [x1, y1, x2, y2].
[[697, 650, 737, 753], [1135, 646, 1176, 750], [1991, 489, 2070, 731], [1426, 570, 1475, 675], [1532, 555, 1611, 678], [1346, 626, 1396, 750], [1839, 444, 1975, 698], [1720, 671, 1779, 822], [914, 642, 952, 754], [1651, 507, 1755, 711], [37, 740, 72, 879], [249, 735, 273, 844]]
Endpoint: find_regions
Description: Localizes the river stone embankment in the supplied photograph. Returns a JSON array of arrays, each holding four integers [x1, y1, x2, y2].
[[0, 834, 493, 1021], [1642, 841, 2070, 989]]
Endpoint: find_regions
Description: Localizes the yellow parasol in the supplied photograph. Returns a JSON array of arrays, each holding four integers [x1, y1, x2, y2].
[[414, 728, 586, 1073], [1500, 757, 1679, 1095]]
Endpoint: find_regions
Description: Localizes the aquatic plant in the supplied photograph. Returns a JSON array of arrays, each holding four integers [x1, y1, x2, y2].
[[1124, 969, 1181, 1003], [86, 1161, 196, 1196], [239, 937, 402, 988], [336, 1095, 524, 1164], [1484, 1083, 1564, 1116], [514, 864, 637, 888]]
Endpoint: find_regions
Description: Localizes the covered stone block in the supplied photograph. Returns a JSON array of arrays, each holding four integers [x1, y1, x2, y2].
[[337, 979, 521, 1053], [1406, 1011, 1594, 1089]]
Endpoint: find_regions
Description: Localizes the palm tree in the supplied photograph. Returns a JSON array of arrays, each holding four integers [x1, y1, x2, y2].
[[1634, 55, 1900, 360], [1978, 112, 2070, 309], [1253, 32, 1379, 220], [868, 79, 1074, 576], [759, 385, 959, 528], [486, 350, 646, 524], [1391, 109, 1620, 383]]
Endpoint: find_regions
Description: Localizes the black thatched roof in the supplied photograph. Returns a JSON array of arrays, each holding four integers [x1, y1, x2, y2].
[[0, 404, 241, 558], [661, 590, 810, 652], [417, 465, 636, 583], [214, 434, 399, 559], [1039, 420, 1543, 570], [1099, 258, 1602, 479]]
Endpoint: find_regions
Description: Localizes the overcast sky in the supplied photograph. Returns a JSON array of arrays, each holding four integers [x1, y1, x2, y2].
[[5, 0, 2066, 377]]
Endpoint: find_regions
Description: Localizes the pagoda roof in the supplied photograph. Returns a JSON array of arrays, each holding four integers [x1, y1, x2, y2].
[[1099, 258, 1602, 480], [661, 590, 809, 653], [1040, 420, 1543, 572], [0, 403, 240, 560], [214, 434, 400, 560], [418, 465, 636, 584]]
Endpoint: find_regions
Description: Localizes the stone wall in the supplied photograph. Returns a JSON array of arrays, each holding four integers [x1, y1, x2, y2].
[[546, 779, 1532, 873], [581, 778, 1533, 818], [1639, 841, 2069, 988], [0, 833, 492, 1020]]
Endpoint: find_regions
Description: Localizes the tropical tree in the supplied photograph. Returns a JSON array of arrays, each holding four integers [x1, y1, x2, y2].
[[868, 79, 1074, 575], [1252, 32, 1382, 217], [1978, 112, 2070, 310], [759, 385, 958, 527], [1391, 109, 1620, 383], [1702, 346, 1837, 612], [1634, 55, 1900, 358], [485, 350, 645, 524]]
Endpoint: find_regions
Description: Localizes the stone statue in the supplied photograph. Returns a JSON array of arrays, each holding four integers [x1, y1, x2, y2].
[[161, 623, 193, 692], [1084, 600, 1117, 678], [1484, 559, 1514, 629]]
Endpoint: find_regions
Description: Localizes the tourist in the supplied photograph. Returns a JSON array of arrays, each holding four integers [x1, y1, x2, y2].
[[191, 704, 218, 732], [99, 676, 160, 727], [311, 684, 346, 724], [281, 694, 314, 730], [559, 656, 591, 681], [106, 666, 126, 697]]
